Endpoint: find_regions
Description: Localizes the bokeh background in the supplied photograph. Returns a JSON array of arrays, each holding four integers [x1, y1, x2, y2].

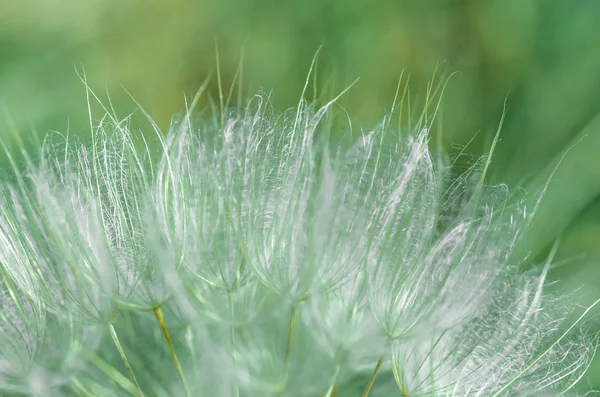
[[2, 0, 600, 390]]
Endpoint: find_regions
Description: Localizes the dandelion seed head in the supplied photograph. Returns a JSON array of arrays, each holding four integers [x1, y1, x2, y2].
[[0, 83, 595, 396]]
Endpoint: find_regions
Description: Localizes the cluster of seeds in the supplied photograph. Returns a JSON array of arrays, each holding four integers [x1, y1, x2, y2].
[[0, 87, 597, 396]]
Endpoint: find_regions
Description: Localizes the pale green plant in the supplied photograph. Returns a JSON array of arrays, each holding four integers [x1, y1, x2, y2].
[[0, 74, 598, 397]]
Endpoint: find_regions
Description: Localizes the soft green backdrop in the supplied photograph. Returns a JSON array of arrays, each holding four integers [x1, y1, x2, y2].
[[2, 0, 600, 390]]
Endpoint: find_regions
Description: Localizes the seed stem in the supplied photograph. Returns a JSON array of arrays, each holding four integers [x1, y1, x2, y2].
[[331, 384, 338, 397], [85, 349, 135, 394], [228, 291, 240, 397], [285, 305, 299, 365], [362, 357, 383, 397], [276, 304, 299, 397], [108, 323, 144, 397], [70, 378, 94, 397], [153, 306, 192, 397]]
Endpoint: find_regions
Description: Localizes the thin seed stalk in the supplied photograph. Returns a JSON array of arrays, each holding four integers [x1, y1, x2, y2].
[[108, 323, 144, 397], [229, 291, 240, 397], [331, 384, 338, 397], [277, 304, 299, 397], [85, 349, 136, 394], [69, 384, 85, 397], [70, 378, 94, 397], [285, 305, 299, 365], [153, 306, 192, 397], [321, 383, 338, 397], [362, 357, 383, 397], [325, 363, 341, 397]]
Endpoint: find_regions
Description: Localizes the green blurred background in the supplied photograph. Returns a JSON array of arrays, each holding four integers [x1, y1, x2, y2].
[[2, 0, 600, 390]]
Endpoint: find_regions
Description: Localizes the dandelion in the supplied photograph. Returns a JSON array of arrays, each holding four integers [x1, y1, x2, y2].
[[0, 73, 597, 397]]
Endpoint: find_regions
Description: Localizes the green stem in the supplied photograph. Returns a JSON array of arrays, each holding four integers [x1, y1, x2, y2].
[[229, 292, 240, 397], [108, 323, 144, 397], [153, 306, 192, 397], [331, 384, 338, 397], [85, 350, 135, 394], [276, 304, 299, 397], [285, 305, 299, 366], [362, 357, 383, 397], [70, 378, 95, 397]]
